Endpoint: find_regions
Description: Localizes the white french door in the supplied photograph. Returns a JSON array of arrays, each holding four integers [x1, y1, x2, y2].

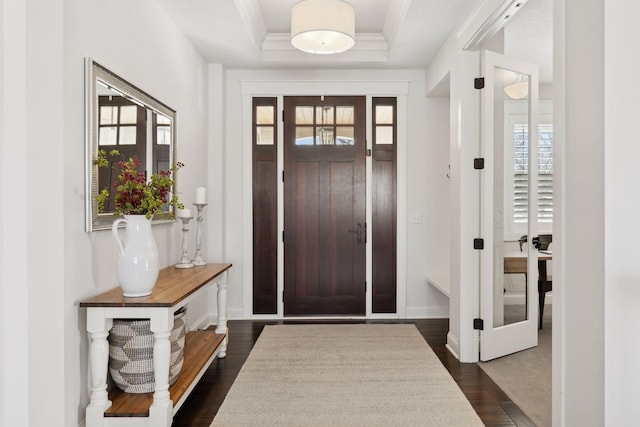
[[479, 50, 539, 361]]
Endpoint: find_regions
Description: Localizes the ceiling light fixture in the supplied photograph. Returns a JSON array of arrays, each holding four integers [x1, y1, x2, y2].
[[291, 0, 355, 55], [503, 74, 529, 100]]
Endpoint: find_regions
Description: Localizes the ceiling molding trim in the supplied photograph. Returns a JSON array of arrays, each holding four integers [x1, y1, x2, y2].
[[458, 0, 529, 50], [262, 33, 388, 63], [240, 80, 409, 96], [233, 0, 268, 48], [382, 0, 412, 47]]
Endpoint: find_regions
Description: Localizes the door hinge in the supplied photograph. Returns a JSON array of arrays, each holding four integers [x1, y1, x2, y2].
[[473, 318, 484, 330], [282, 170, 285, 182], [474, 238, 484, 250], [474, 158, 485, 170], [282, 110, 284, 122], [282, 230, 285, 243], [365, 281, 367, 292], [474, 77, 485, 89], [366, 149, 372, 157]]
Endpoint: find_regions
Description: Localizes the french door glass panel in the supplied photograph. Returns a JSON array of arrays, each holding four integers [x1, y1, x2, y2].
[[480, 51, 539, 361]]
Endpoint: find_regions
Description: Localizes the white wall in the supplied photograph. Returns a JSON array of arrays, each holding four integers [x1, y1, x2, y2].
[[1, 1, 209, 426], [554, 0, 605, 424], [0, 1, 5, 421], [1, 1, 65, 425], [603, 1, 640, 424], [1, 1, 31, 425], [413, 96, 450, 317], [217, 69, 449, 320]]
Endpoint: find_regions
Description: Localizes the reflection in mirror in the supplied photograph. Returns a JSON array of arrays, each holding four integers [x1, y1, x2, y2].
[[493, 67, 530, 328], [85, 58, 176, 231]]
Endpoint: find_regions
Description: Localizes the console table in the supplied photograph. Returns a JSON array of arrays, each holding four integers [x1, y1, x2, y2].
[[80, 262, 232, 427]]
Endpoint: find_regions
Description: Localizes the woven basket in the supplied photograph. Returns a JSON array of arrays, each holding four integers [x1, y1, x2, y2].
[[108, 307, 186, 393]]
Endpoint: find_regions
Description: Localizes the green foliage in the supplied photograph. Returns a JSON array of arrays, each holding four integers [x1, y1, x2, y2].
[[95, 149, 184, 219]]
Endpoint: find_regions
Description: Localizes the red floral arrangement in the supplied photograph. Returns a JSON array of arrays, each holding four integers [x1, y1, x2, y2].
[[95, 149, 183, 219]]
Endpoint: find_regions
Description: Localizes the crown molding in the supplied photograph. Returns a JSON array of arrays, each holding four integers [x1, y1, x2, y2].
[[234, 0, 399, 63], [382, 0, 412, 47], [233, 0, 267, 48], [262, 33, 388, 63]]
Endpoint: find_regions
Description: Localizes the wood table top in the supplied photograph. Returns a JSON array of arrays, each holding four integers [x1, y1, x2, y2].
[[79, 263, 232, 308]]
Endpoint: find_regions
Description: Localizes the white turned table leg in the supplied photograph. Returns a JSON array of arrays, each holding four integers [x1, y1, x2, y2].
[[215, 272, 228, 358], [149, 310, 174, 427], [86, 309, 112, 427]]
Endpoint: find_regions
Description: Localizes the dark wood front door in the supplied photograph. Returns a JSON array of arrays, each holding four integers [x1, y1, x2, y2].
[[283, 96, 366, 316]]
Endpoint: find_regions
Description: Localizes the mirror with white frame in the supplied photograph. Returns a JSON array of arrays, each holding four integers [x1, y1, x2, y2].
[[85, 58, 177, 231]]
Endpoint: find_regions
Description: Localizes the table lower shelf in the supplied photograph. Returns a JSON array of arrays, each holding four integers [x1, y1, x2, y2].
[[105, 330, 225, 418]]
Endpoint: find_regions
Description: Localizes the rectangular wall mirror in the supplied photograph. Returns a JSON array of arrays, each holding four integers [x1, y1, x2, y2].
[[85, 58, 177, 232]]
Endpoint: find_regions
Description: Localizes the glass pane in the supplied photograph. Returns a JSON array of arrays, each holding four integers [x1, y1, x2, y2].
[[98, 126, 117, 145], [376, 105, 393, 124], [538, 124, 554, 223], [295, 126, 314, 145], [319, 127, 334, 145], [336, 126, 354, 145], [336, 106, 354, 124], [513, 123, 528, 223], [512, 123, 554, 224], [119, 126, 137, 145], [503, 72, 530, 100], [316, 106, 334, 125], [120, 105, 137, 124], [256, 106, 274, 125], [495, 67, 530, 328], [157, 126, 171, 145], [156, 113, 171, 125], [296, 107, 314, 125], [376, 126, 393, 144], [100, 106, 117, 125], [257, 126, 275, 145]]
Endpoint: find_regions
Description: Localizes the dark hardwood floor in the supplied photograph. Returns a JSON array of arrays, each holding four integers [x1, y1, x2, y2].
[[173, 319, 536, 427]]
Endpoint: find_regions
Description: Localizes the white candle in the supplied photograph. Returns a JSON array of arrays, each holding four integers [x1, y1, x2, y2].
[[179, 208, 192, 218], [195, 187, 207, 204]]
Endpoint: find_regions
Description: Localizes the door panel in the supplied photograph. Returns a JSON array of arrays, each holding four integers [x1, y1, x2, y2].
[[371, 97, 397, 313], [284, 96, 366, 316], [252, 97, 278, 314], [480, 51, 539, 361]]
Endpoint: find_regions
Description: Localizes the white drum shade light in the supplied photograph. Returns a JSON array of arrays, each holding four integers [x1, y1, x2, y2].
[[291, 0, 355, 54], [503, 74, 529, 100]]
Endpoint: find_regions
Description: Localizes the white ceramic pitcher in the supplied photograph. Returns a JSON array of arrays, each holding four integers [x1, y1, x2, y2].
[[112, 215, 159, 297]]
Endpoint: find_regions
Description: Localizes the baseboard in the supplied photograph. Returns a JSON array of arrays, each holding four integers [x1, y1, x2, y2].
[[189, 311, 214, 331], [194, 308, 246, 330], [200, 307, 451, 322], [446, 332, 460, 360], [406, 305, 449, 319]]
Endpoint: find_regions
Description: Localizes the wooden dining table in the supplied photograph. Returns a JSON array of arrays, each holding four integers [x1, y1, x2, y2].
[[503, 250, 552, 329], [504, 250, 551, 274]]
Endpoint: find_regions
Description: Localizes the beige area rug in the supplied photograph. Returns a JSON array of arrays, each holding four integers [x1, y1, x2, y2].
[[211, 324, 484, 427], [479, 305, 552, 427]]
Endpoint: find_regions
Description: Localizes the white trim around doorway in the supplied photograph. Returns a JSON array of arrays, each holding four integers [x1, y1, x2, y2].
[[239, 79, 409, 319]]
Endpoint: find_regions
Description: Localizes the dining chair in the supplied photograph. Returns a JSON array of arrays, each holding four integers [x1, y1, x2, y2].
[[532, 234, 552, 329]]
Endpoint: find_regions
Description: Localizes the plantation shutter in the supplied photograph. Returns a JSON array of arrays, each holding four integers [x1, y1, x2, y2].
[[513, 123, 553, 224]]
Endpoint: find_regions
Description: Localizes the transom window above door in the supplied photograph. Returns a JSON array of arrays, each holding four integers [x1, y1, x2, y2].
[[294, 105, 355, 146]]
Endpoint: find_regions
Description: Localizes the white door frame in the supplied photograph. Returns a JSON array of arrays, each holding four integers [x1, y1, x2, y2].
[[239, 79, 409, 319], [479, 50, 539, 361]]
